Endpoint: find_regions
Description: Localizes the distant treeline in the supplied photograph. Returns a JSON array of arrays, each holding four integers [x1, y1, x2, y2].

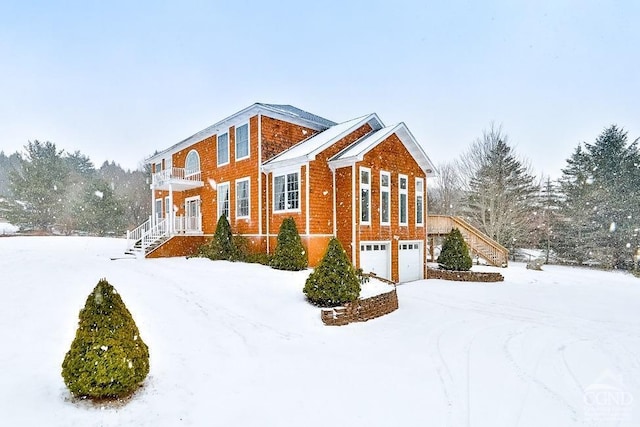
[[0, 141, 150, 236]]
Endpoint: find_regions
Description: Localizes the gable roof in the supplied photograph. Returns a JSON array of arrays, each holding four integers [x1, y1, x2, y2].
[[256, 104, 337, 128], [261, 113, 384, 172], [147, 103, 336, 164], [328, 123, 437, 177]]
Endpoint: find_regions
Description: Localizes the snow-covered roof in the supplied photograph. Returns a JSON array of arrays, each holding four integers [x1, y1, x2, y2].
[[261, 113, 383, 172], [147, 103, 336, 164], [256, 104, 337, 128], [328, 123, 437, 177]]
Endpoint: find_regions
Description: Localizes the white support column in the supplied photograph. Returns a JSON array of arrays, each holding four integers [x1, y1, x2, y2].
[[305, 162, 310, 236], [169, 184, 174, 234], [151, 190, 156, 226]]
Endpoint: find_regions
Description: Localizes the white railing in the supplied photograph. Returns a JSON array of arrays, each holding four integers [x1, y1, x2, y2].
[[173, 215, 202, 233], [140, 218, 169, 251], [152, 167, 202, 186], [126, 216, 152, 252]]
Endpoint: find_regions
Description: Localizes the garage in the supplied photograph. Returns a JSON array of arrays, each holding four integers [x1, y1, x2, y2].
[[359, 241, 390, 280], [399, 241, 424, 282]]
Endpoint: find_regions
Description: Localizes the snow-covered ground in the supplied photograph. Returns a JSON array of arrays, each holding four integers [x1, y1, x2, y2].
[[0, 221, 19, 234], [1, 237, 639, 427]]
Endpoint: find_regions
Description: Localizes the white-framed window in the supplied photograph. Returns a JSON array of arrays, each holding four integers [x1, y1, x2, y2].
[[185, 150, 200, 176], [155, 198, 163, 221], [154, 162, 162, 174], [217, 132, 229, 166], [164, 196, 170, 219], [217, 182, 230, 218], [274, 171, 300, 212], [235, 123, 249, 161], [399, 174, 408, 226], [360, 167, 371, 224], [415, 177, 424, 226], [236, 177, 250, 219], [380, 171, 390, 226]]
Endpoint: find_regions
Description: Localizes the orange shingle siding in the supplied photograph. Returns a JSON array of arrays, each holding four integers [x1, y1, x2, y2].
[[307, 124, 373, 236], [354, 133, 427, 281], [260, 116, 319, 162]]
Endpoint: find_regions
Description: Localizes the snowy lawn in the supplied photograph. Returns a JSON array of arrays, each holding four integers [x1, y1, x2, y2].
[[1, 236, 639, 427]]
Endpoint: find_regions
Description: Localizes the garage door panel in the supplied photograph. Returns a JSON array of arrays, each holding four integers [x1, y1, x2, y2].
[[360, 242, 390, 281], [399, 241, 423, 283]]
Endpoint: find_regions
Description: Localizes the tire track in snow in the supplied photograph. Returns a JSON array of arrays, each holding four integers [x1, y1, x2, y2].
[[503, 325, 580, 423]]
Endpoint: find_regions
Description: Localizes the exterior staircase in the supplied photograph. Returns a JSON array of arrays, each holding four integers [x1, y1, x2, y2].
[[427, 215, 509, 267], [125, 217, 170, 257]]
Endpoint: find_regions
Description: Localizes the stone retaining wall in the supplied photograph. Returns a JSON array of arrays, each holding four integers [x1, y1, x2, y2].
[[427, 268, 504, 282], [321, 289, 399, 326]]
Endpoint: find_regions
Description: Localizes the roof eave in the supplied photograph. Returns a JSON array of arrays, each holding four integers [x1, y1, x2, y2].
[[146, 103, 334, 164]]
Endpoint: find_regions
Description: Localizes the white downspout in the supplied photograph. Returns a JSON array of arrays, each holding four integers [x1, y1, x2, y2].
[[265, 171, 270, 254], [258, 113, 263, 236], [351, 163, 356, 263], [332, 167, 337, 237], [305, 162, 310, 236]]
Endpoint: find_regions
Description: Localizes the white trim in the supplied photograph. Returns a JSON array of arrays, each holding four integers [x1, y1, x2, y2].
[[184, 149, 200, 177], [415, 177, 424, 227], [332, 168, 337, 236], [258, 114, 263, 235], [265, 171, 270, 254], [235, 177, 251, 220], [217, 181, 231, 219], [351, 163, 356, 263], [235, 122, 250, 161], [273, 168, 301, 213], [147, 104, 332, 164], [359, 240, 392, 279], [154, 198, 163, 222], [399, 174, 408, 226], [359, 166, 371, 225], [305, 163, 310, 235], [164, 196, 170, 218], [327, 122, 437, 177], [380, 170, 391, 226], [184, 195, 202, 232], [398, 239, 424, 282], [217, 132, 230, 167]]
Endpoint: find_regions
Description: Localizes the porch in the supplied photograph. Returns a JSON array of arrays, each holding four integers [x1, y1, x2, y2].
[[151, 167, 204, 191], [125, 214, 203, 257]]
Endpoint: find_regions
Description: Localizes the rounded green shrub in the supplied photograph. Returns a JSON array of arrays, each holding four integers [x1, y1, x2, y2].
[[61, 278, 149, 400], [303, 238, 360, 307], [270, 217, 308, 271], [198, 215, 240, 261], [437, 228, 473, 271]]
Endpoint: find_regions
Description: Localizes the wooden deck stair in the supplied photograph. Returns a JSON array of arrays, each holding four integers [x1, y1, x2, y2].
[[427, 215, 509, 267]]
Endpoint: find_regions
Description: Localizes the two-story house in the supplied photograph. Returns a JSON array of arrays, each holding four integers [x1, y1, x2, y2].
[[127, 103, 436, 282]]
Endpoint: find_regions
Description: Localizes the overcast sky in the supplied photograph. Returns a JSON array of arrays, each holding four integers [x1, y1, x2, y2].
[[1, 1, 638, 178]]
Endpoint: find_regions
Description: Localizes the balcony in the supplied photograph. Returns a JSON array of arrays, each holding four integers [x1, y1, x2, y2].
[[151, 167, 204, 191]]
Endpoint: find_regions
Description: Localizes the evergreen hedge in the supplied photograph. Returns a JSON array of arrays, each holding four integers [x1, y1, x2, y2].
[[61, 279, 149, 400], [198, 215, 242, 261], [270, 217, 308, 271], [303, 238, 360, 307], [437, 228, 472, 271]]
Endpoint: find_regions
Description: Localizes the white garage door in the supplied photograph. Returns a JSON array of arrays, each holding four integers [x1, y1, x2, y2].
[[359, 242, 390, 281], [399, 241, 423, 283]]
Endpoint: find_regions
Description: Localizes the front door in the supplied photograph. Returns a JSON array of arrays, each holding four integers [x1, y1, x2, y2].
[[185, 198, 201, 232], [155, 199, 163, 224]]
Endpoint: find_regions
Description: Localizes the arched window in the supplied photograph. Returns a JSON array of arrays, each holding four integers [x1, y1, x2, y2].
[[185, 150, 200, 176]]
